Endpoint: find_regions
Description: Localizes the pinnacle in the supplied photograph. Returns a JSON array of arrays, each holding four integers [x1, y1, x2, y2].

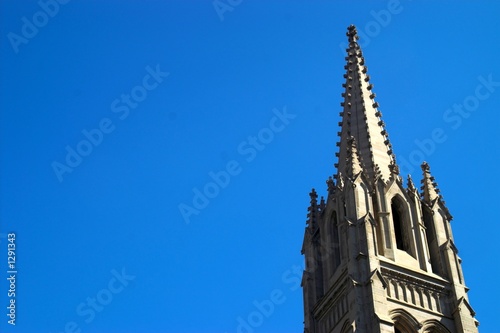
[[306, 188, 318, 227], [420, 162, 441, 203], [346, 136, 363, 177], [407, 174, 417, 193], [309, 188, 318, 205], [326, 176, 335, 195], [347, 25, 360, 43]]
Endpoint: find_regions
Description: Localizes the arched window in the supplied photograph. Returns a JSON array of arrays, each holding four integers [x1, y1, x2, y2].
[[394, 325, 412, 333], [391, 197, 408, 252], [394, 321, 415, 333], [421, 319, 453, 333], [390, 309, 419, 333]]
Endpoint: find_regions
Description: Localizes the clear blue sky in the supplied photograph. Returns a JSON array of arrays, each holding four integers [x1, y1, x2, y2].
[[1, 1, 499, 332]]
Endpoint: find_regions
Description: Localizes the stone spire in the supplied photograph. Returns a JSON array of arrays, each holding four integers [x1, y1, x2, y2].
[[336, 25, 397, 185]]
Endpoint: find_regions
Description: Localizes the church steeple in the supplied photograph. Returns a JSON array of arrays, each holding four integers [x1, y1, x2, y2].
[[337, 25, 397, 185], [301, 25, 478, 333]]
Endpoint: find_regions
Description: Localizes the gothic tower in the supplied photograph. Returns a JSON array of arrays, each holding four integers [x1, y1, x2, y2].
[[301, 25, 479, 333]]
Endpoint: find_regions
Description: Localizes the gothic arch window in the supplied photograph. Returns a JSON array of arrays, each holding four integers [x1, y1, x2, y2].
[[421, 319, 453, 333], [391, 196, 409, 252], [394, 327, 405, 333], [393, 321, 416, 333], [389, 309, 420, 333]]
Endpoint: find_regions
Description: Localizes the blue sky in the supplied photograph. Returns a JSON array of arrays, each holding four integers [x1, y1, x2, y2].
[[1, 1, 500, 332]]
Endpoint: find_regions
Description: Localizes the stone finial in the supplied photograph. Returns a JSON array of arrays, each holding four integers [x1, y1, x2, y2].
[[407, 174, 417, 193], [347, 24, 359, 42], [309, 188, 318, 204], [389, 161, 400, 176], [337, 172, 345, 190]]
